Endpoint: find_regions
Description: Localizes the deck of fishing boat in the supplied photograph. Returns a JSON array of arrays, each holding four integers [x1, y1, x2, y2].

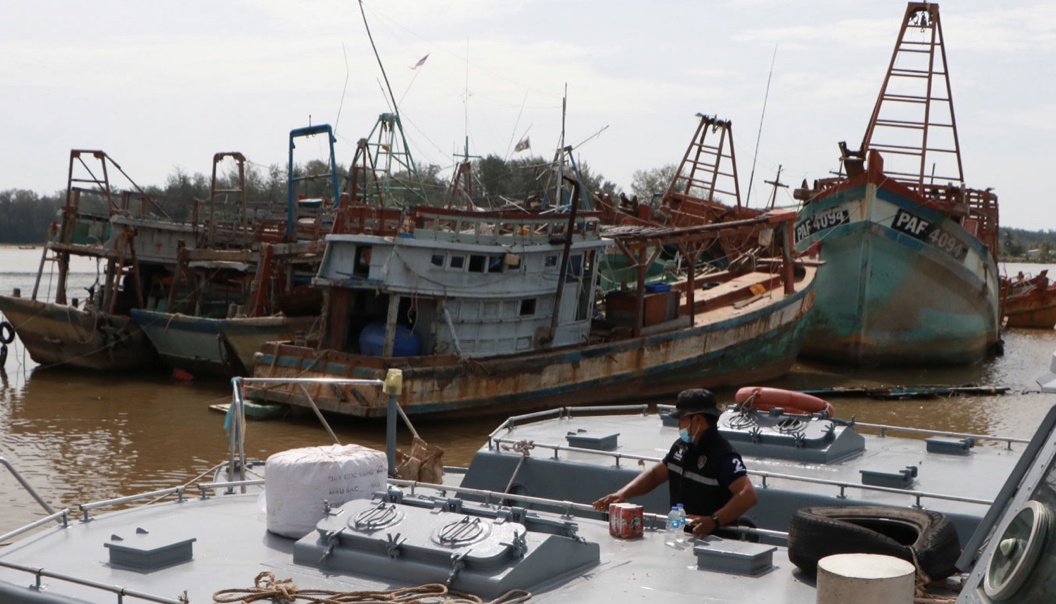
[[458, 404, 1026, 543]]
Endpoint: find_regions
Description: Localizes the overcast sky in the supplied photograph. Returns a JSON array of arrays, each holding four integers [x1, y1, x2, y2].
[[2, 1, 1053, 230]]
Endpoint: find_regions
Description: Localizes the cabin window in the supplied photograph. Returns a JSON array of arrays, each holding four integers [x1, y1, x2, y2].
[[520, 299, 536, 316], [488, 255, 504, 273], [449, 255, 465, 270], [354, 246, 372, 277], [469, 254, 486, 273], [565, 254, 583, 282], [545, 255, 558, 267], [431, 254, 444, 267]]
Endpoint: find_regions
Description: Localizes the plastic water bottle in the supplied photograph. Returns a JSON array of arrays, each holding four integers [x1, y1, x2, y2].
[[665, 506, 680, 545], [675, 504, 687, 543]]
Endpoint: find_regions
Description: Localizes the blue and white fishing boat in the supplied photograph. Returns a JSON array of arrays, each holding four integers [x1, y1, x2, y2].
[[793, 2, 1001, 366]]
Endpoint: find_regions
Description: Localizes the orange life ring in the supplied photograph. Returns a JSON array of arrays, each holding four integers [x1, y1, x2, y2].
[[735, 386, 835, 418]]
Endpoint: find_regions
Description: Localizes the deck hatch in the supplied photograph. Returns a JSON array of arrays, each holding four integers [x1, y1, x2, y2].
[[693, 539, 777, 575], [860, 465, 918, 489], [925, 437, 974, 455], [565, 430, 619, 451], [103, 531, 196, 571]]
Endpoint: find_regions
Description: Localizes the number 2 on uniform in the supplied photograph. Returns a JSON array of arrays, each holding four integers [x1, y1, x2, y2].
[[732, 458, 746, 473]]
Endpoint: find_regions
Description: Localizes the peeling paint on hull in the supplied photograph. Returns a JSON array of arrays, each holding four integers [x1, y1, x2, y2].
[[0, 296, 160, 371], [795, 179, 1000, 367], [249, 268, 816, 417]]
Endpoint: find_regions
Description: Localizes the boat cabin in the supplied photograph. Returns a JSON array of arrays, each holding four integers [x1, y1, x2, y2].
[[314, 207, 610, 358]]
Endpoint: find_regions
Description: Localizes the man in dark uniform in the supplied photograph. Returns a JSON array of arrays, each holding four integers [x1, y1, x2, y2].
[[593, 389, 757, 538]]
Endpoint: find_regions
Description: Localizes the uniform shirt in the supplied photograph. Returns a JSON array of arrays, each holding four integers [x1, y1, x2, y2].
[[662, 426, 748, 517]]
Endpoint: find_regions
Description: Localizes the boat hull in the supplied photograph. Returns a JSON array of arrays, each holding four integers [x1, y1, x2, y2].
[[0, 296, 160, 371], [131, 309, 319, 378], [249, 268, 816, 417], [795, 176, 1000, 366]]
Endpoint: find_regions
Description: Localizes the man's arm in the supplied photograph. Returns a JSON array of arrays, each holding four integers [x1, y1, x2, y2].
[[592, 461, 670, 511]]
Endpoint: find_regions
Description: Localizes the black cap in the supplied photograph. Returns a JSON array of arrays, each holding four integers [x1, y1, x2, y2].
[[669, 389, 721, 419]]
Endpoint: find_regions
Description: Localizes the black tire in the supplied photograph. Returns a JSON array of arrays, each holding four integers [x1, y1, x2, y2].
[[0, 321, 13, 345], [787, 505, 961, 580]]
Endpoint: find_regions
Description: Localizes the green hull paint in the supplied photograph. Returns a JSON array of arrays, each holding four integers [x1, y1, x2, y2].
[[795, 182, 999, 366]]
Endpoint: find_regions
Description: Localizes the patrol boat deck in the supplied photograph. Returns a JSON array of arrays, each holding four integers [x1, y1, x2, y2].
[[460, 402, 1025, 545], [0, 375, 1045, 603]]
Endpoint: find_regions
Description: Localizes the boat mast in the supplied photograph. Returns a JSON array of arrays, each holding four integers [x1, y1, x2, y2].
[[860, 2, 963, 193]]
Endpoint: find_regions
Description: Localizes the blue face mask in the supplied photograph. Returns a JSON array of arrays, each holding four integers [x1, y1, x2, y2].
[[678, 427, 693, 444]]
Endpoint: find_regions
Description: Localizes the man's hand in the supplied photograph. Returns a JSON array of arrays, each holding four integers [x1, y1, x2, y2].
[[690, 515, 719, 539], [592, 493, 625, 511]]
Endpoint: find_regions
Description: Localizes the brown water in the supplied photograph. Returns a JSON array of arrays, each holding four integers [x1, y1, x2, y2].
[[2, 246, 1055, 535]]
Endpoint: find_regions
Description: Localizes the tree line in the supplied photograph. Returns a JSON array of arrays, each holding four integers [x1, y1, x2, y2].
[[2, 157, 1053, 261]]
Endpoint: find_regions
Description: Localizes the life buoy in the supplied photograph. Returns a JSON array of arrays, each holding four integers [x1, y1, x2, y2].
[[0, 320, 14, 345], [735, 386, 835, 418]]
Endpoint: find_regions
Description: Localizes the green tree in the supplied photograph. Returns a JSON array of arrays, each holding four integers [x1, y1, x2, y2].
[[630, 164, 677, 201]]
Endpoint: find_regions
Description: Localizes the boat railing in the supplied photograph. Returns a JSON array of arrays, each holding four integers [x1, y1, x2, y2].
[[488, 435, 995, 510], [0, 457, 58, 519], [78, 487, 188, 522], [0, 559, 185, 604], [487, 404, 651, 449], [0, 509, 71, 545], [197, 479, 266, 498], [232, 374, 403, 479], [386, 478, 788, 543], [849, 421, 1029, 450]]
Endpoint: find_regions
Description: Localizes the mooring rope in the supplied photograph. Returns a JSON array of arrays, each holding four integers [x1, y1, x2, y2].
[[213, 571, 532, 604]]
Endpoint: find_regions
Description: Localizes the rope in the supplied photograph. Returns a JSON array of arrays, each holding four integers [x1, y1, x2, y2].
[[909, 549, 957, 604], [501, 440, 535, 495], [213, 571, 532, 603]]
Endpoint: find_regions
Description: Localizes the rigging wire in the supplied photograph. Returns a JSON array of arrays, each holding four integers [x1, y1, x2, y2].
[[746, 44, 778, 207]]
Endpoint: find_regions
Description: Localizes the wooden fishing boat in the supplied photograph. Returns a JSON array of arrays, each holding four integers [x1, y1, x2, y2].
[[249, 199, 816, 417], [1001, 270, 1056, 329], [792, 3, 1001, 366]]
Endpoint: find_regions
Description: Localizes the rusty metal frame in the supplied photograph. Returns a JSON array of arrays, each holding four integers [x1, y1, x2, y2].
[[861, 2, 963, 191]]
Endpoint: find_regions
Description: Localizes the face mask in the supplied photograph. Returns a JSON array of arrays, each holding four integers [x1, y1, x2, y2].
[[678, 427, 693, 444]]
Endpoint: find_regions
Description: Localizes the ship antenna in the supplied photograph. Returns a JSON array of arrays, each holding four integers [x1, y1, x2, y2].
[[746, 44, 778, 207]]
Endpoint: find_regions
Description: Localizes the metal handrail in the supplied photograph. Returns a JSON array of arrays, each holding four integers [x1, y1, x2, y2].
[[385, 478, 787, 542], [487, 435, 994, 509], [0, 560, 184, 604], [198, 479, 266, 498], [0, 457, 58, 517], [850, 421, 1029, 450], [488, 404, 650, 448], [0, 509, 70, 544], [79, 487, 186, 522]]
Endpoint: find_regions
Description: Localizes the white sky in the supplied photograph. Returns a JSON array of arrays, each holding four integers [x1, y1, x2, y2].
[[2, 1, 1053, 229]]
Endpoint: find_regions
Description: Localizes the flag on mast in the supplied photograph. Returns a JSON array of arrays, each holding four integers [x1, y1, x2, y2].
[[409, 53, 430, 70], [514, 136, 531, 152]]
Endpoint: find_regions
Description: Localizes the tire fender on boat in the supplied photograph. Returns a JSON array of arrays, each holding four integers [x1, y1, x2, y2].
[[735, 386, 836, 417], [787, 505, 962, 580], [0, 320, 14, 345]]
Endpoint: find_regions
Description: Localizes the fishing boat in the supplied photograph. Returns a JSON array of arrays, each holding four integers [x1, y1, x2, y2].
[[249, 112, 816, 417], [128, 128, 333, 378], [0, 373, 1048, 603], [0, 150, 171, 371], [595, 114, 768, 247], [250, 198, 815, 417], [792, 2, 1002, 366], [1001, 270, 1056, 329]]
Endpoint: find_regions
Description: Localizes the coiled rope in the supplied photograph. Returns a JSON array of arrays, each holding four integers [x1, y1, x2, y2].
[[213, 571, 532, 603]]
